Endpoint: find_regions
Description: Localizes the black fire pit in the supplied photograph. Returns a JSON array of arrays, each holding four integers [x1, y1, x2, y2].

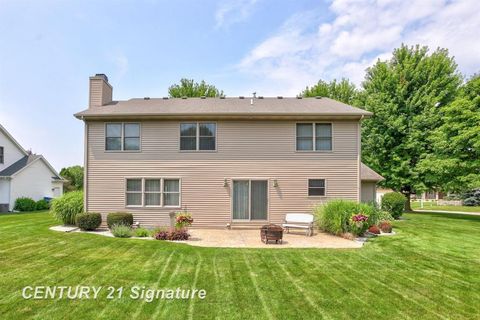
[[260, 224, 283, 244]]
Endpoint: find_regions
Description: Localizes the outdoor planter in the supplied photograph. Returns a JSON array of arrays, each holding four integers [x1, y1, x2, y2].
[[260, 224, 283, 244]]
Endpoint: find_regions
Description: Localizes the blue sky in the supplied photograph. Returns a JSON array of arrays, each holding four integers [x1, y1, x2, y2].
[[0, 0, 479, 170]]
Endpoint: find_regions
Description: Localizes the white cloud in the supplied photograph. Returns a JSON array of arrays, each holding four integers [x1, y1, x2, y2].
[[237, 0, 480, 95], [215, 0, 259, 29]]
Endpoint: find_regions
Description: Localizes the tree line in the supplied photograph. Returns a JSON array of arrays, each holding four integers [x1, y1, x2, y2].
[[62, 44, 479, 210]]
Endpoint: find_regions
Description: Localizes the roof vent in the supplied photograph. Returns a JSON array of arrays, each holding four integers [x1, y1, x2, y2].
[[315, 96, 322, 99], [258, 96, 264, 99], [200, 96, 206, 99], [239, 96, 245, 99], [220, 96, 226, 99], [296, 96, 303, 99], [144, 97, 150, 100], [181, 96, 187, 99], [162, 97, 169, 100], [277, 96, 283, 99]]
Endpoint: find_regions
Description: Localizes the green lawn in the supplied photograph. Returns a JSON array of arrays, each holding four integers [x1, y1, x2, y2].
[[411, 201, 480, 213], [1, 212, 479, 319]]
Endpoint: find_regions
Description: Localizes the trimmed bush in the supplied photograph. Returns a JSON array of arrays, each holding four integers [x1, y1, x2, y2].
[[35, 199, 50, 211], [107, 212, 133, 229], [51, 191, 84, 225], [379, 221, 393, 233], [13, 197, 37, 211], [368, 225, 381, 234], [111, 224, 132, 238], [381, 192, 407, 219], [154, 228, 190, 241], [76, 213, 102, 231], [134, 227, 150, 237], [313, 199, 375, 236]]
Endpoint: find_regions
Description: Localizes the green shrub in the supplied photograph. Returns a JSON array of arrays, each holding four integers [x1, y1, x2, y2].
[[14, 197, 37, 211], [76, 213, 102, 231], [367, 207, 393, 226], [51, 191, 84, 225], [111, 224, 132, 238], [107, 212, 134, 229], [134, 227, 150, 237], [35, 199, 50, 211], [381, 192, 407, 219], [313, 199, 375, 236]]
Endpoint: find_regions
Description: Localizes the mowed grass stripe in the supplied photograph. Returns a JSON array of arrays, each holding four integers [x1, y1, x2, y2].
[[1, 212, 479, 319]]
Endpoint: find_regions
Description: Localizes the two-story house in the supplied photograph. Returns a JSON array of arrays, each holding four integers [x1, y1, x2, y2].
[[75, 74, 383, 228], [0, 124, 64, 212]]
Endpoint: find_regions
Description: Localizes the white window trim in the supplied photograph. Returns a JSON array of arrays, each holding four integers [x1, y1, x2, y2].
[[105, 122, 142, 153], [295, 122, 334, 152], [125, 178, 143, 207], [307, 178, 327, 197], [125, 177, 181, 208], [163, 179, 182, 208], [179, 122, 217, 152], [144, 178, 162, 207]]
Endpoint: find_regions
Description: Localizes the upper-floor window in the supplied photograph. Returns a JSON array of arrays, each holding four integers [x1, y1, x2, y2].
[[0, 146, 4, 164], [106, 123, 140, 151], [180, 123, 216, 151], [308, 179, 326, 196], [296, 123, 332, 151]]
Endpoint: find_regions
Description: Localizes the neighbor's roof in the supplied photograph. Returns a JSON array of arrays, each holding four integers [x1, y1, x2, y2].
[[0, 154, 63, 180], [0, 123, 28, 156], [360, 163, 384, 182], [75, 97, 372, 120]]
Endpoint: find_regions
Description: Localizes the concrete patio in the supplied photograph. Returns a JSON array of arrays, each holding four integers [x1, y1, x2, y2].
[[186, 228, 363, 249]]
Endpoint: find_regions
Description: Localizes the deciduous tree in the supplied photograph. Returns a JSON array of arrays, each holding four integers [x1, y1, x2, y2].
[[168, 79, 224, 98], [360, 44, 462, 210]]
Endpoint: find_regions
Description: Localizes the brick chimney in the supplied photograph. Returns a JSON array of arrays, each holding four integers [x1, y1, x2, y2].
[[89, 74, 112, 107]]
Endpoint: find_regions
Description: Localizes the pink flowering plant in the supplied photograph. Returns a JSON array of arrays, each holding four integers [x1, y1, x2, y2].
[[350, 213, 370, 236], [175, 212, 193, 229]]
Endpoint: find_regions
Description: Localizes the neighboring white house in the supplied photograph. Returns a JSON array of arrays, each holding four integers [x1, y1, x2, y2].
[[0, 123, 64, 212]]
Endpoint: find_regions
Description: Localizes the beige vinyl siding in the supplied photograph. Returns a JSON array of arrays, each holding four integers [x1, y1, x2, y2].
[[86, 120, 360, 227]]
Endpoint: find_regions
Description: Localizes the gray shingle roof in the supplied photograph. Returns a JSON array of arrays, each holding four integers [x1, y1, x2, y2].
[[361, 163, 384, 182], [75, 97, 372, 119], [0, 154, 41, 177]]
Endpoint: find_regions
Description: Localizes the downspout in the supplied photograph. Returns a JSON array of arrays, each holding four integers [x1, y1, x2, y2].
[[83, 117, 89, 212], [358, 115, 364, 202]]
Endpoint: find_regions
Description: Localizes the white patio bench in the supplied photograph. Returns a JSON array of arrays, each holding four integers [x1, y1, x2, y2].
[[282, 213, 315, 236]]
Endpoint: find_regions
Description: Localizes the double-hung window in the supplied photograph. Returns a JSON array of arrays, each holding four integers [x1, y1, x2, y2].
[[0, 146, 3, 164], [180, 123, 216, 151], [308, 179, 326, 196], [126, 178, 181, 207], [126, 179, 143, 206], [106, 123, 140, 151], [296, 123, 332, 151]]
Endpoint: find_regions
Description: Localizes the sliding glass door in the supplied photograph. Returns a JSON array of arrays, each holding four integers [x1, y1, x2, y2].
[[232, 180, 268, 220]]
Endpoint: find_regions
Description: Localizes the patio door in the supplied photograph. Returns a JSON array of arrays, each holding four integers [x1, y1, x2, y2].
[[232, 180, 268, 220]]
